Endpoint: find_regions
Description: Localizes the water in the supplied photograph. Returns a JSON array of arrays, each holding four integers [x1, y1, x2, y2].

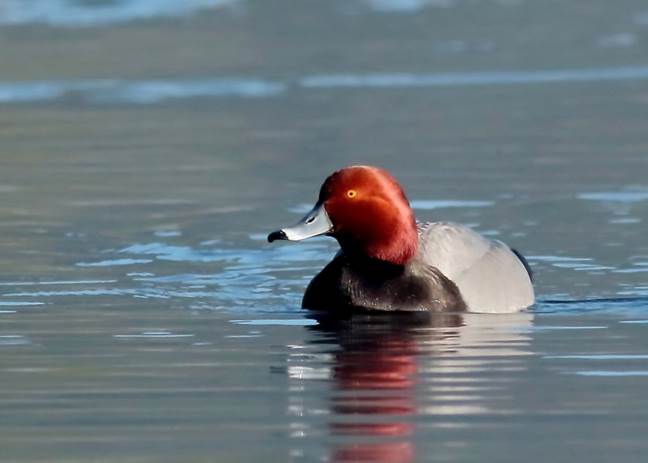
[[1, 0, 648, 461], [0, 0, 240, 27]]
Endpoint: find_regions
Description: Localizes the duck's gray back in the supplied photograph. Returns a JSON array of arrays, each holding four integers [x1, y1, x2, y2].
[[416, 222, 534, 313]]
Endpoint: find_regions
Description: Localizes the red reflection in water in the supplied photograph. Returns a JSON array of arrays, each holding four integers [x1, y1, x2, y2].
[[331, 335, 417, 462], [325, 314, 462, 463], [333, 441, 414, 463]]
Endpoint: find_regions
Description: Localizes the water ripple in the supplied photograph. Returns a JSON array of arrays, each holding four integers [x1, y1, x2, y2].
[[574, 371, 648, 377], [535, 296, 648, 316], [4, 66, 648, 105], [0, 79, 286, 104], [301, 66, 648, 89], [0, 301, 45, 306], [0, 335, 31, 346], [118, 241, 331, 265], [0, 280, 117, 286], [0, 0, 240, 27], [77, 258, 153, 267], [579, 190, 648, 203], [2, 240, 326, 309], [113, 331, 195, 339], [231, 319, 319, 326], [366, 0, 456, 13], [527, 255, 613, 272], [546, 354, 648, 360]]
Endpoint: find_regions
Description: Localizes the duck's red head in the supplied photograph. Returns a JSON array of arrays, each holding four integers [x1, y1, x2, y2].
[[268, 166, 417, 265]]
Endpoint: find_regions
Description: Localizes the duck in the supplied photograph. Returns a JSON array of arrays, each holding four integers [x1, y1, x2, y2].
[[268, 165, 534, 314]]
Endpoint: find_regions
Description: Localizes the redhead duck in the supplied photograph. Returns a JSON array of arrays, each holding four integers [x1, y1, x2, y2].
[[268, 165, 534, 313]]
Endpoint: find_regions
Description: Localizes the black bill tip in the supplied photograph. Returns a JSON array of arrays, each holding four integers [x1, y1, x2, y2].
[[267, 229, 287, 243]]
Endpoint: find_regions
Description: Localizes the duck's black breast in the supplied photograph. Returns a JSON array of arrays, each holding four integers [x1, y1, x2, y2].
[[301, 253, 466, 313]]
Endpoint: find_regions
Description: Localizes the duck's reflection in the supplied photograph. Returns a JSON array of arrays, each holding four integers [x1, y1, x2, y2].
[[287, 311, 533, 462], [321, 313, 461, 463]]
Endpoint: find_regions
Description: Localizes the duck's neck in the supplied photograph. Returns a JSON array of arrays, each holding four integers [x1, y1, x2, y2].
[[341, 219, 418, 266]]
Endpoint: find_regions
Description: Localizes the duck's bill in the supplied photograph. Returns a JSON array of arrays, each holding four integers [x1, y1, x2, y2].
[[268, 202, 333, 242]]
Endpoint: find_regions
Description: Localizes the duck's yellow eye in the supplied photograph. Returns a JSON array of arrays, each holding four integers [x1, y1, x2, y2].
[[346, 189, 357, 199]]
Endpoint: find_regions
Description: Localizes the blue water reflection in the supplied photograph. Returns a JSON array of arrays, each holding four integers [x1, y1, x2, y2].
[[0, 79, 286, 104], [4, 66, 648, 105], [0, 0, 240, 26]]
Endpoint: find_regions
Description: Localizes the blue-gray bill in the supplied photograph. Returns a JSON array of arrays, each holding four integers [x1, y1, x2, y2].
[[268, 202, 333, 242]]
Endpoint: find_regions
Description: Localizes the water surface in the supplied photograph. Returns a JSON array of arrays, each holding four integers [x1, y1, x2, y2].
[[1, 1, 648, 461]]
